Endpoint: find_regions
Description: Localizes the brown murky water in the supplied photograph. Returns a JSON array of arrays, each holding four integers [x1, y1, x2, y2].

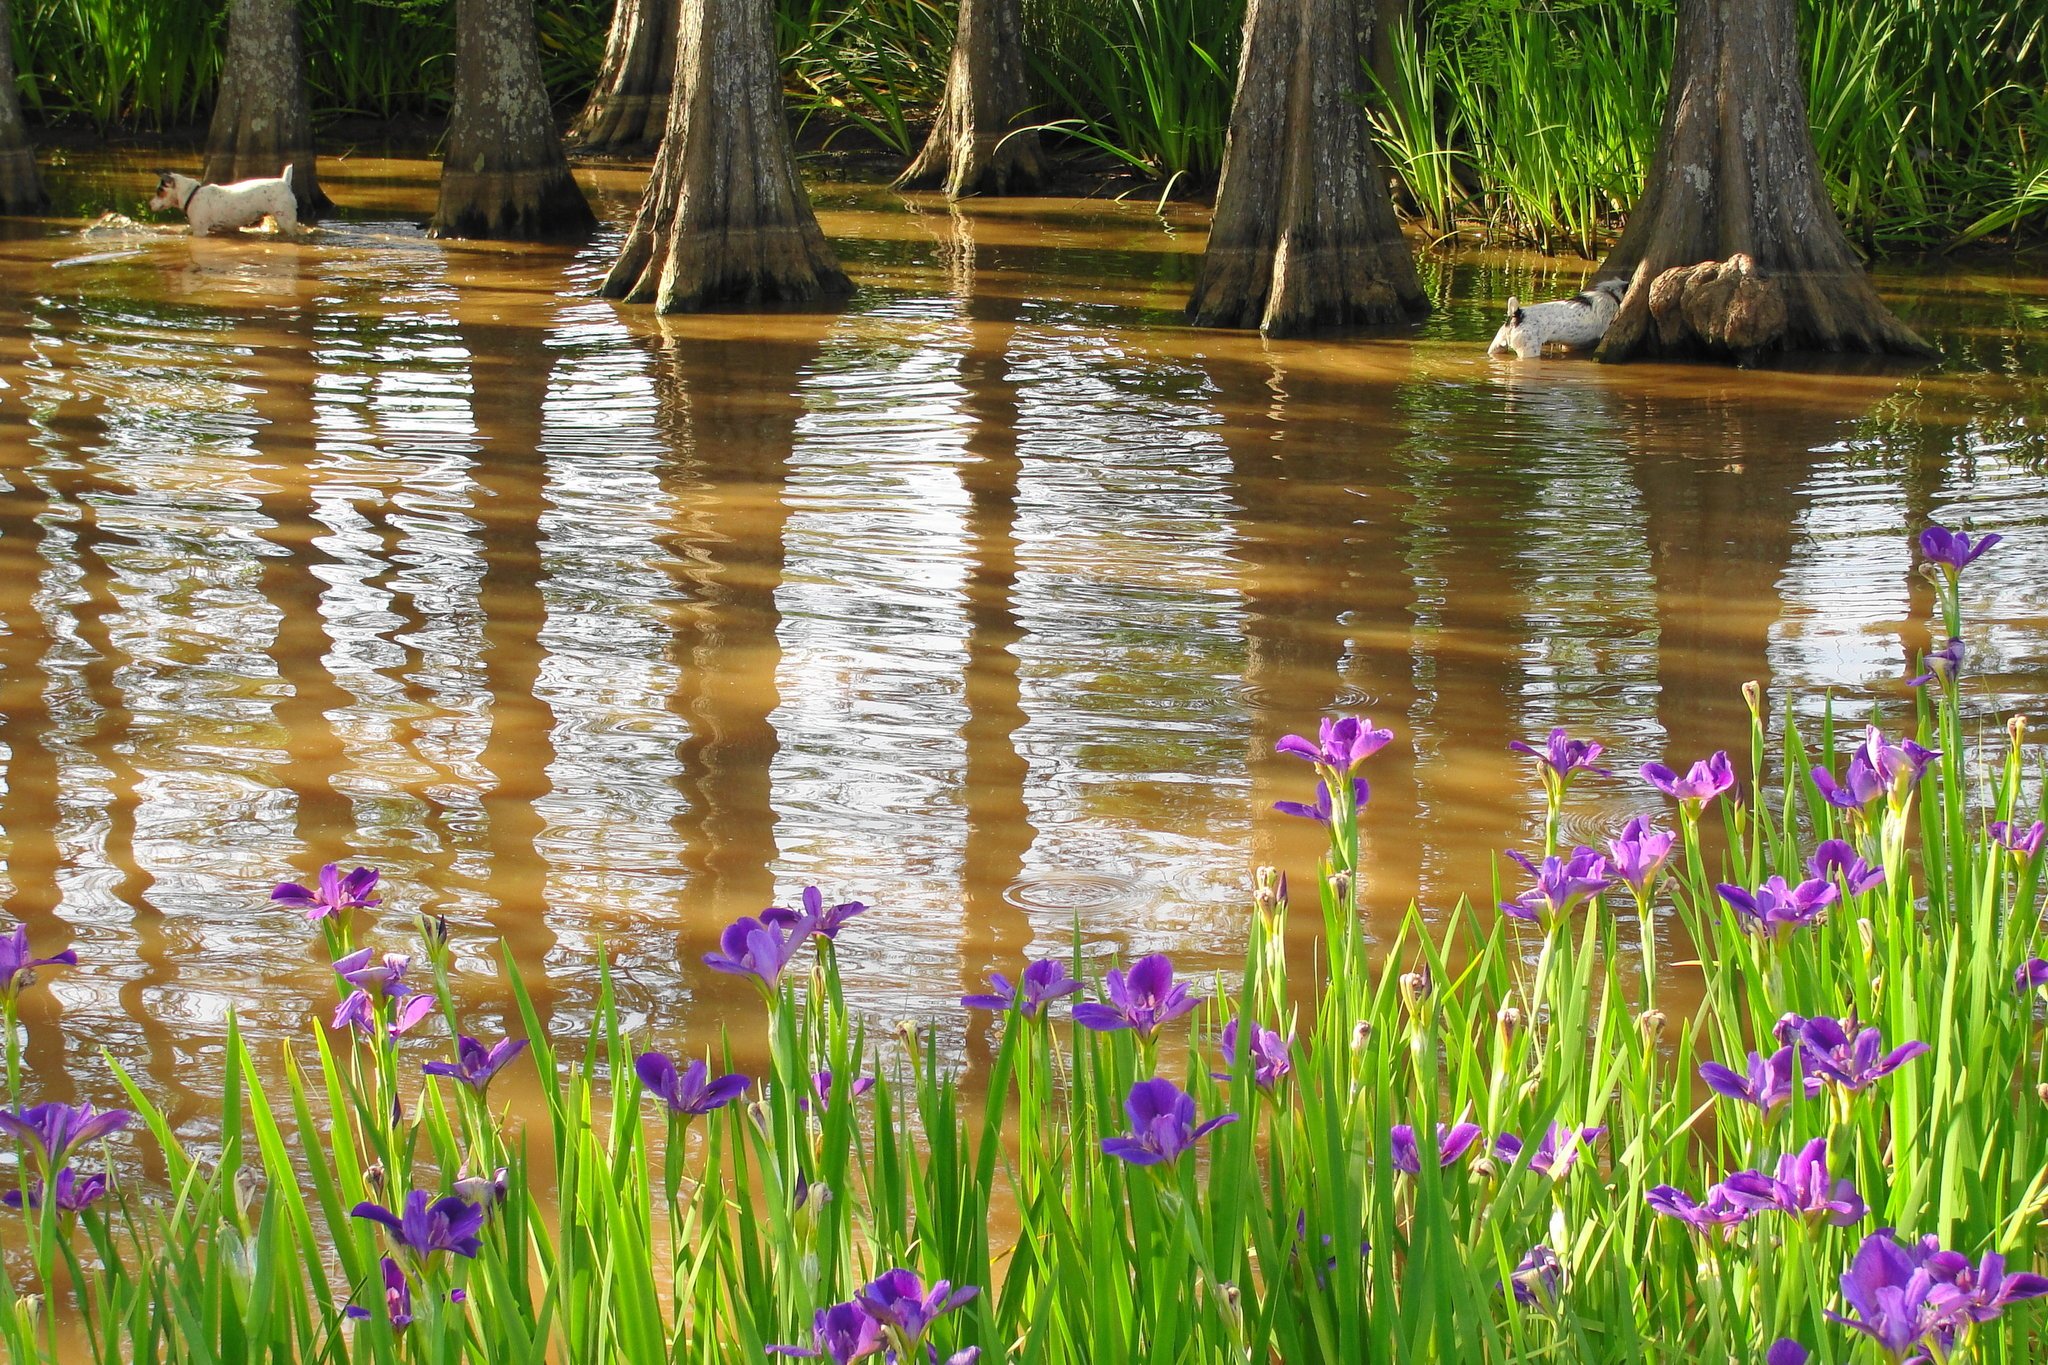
[[1, 150, 2046, 1145]]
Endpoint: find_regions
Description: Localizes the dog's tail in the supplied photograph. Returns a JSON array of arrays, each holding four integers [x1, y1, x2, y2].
[[281, 163, 295, 190]]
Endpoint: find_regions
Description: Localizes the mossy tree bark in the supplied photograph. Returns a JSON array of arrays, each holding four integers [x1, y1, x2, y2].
[[1188, 0, 1426, 336], [569, 0, 677, 152], [431, 0, 596, 240], [600, 0, 849, 312], [895, 0, 1050, 197], [0, 0, 46, 213], [203, 0, 329, 214], [1596, 0, 1930, 362]]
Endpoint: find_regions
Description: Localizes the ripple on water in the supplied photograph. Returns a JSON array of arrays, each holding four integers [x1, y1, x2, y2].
[[1002, 870, 1147, 914]]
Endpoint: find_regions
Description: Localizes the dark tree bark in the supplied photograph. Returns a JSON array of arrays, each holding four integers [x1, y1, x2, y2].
[[1366, 0, 1408, 97], [0, 0, 46, 213], [569, 0, 678, 152], [1188, 0, 1426, 336], [895, 0, 1050, 197], [600, 0, 849, 312], [1597, 0, 1930, 363], [431, 0, 596, 240], [203, 0, 329, 214]]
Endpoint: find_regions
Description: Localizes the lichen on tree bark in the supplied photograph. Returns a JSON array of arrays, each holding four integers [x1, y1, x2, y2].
[[895, 0, 1050, 198], [1596, 0, 1930, 362], [599, 0, 849, 313], [0, 0, 46, 214], [570, 0, 677, 153], [431, 0, 596, 241], [204, 0, 329, 214], [1188, 0, 1427, 336]]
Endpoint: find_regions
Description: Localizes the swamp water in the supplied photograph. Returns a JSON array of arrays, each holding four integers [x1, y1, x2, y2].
[[0, 150, 2044, 1147]]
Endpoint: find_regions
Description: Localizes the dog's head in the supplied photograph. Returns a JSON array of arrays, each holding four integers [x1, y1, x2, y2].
[[1591, 277, 1629, 305], [148, 171, 190, 214]]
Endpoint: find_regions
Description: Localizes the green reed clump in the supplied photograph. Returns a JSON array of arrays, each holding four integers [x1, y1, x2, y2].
[[0, 518, 2043, 1363]]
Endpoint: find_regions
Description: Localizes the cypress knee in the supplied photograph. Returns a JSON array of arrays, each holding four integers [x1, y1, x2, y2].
[[432, 0, 596, 241], [0, 0, 46, 214], [895, 0, 1050, 198], [1596, 0, 1931, 363], [1188, 0, 1426, 336], [204, 0, 329, 215], [570, 0, 678, 152], [599, 0, 849, 312]]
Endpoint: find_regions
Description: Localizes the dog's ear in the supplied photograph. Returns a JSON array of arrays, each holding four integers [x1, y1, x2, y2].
[[1506, 298, 1524, 325]]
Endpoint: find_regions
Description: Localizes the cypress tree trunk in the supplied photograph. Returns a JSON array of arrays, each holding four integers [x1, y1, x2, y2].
[[203, 0, 329, 214], [431, 0, 596, 240], [0, 0, 46, 213], [1597, 0, 1930, 362], [895, 0, 1050, 197], [1188, 0, 1426, 336], [599, 0, 849, 312], [569, 0, 677, 152]]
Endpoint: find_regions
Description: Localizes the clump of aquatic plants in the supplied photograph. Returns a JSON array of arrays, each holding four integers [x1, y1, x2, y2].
[[0, 521, 2044, 1363]]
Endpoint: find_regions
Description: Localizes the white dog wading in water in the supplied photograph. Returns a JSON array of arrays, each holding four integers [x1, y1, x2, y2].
[[1488, 278, 1628, 359], [149, 165, 299, 236]]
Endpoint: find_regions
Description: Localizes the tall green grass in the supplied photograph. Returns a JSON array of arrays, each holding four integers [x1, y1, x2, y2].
[[0, 520, 2043, 1363]]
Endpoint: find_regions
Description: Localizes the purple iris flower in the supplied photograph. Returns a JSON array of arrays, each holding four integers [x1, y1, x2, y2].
[[1, 1167, 110, 1214], [1388, 1122, 1482, 1174], [1808, 839, 1887, 896], [1923, 1248, 2048, 1323], [1857, 726, 1941, 801], [960, 959, 1082, 1019], [1493, 1124, 1603, 1177], [1722, 1138, 1865, 1225], [854, 1268, 979, 1345], [1919, 524, 2001, 576], [1716, 877, 1837, 938], [634, 1051, 750, 1117], [1640, 751, 1735, 806], [0, 1102, 132, 1170], [1645, 1182, 1752, 1232], [1990, 820, 2046, 860], [1276, 716, 1393, 774], [1793, 1015, 1928, 1092], [1273, 777, 1370, 824], [451, 1167, 510, 1209], [333, 990, 437, 1042], [422, 1035, 528, 1092], [769, 1301, 888, 1363], [1827, 1231, 1955, 1359], [1507, 1245, 1562, 1306], [1511, 727, 1610, 793], [801, 1070, 876, 1111], [1765, 1341, 1809, 1365], [351, 1189, 486, 1260], [1699, 1046, 1813, 1114], [1212, 1020, 1294, 1090], [344, 1257, 414, 1332], [762, 886, 866, 941], [0, 925, 76, 1002], [1908, 637, 1965, 688], [1100, 1078, 1236, 1167], [333, 948, 414, 999], [2016, 958, 2048, 994], [271, 864, 382, 922], [1499, 847, 1611, 926], [703, 913, 817, 997], [1072, 954, 1201, 1041], [1607, 816, 1676, 896], [1812, 750, 1887, 812]]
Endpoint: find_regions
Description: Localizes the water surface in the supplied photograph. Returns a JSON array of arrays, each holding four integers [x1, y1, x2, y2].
[[1, 150, 2045, 1139]]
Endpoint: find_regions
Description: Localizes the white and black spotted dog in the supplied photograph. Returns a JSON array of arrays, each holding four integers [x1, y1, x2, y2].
[[149, 164, 300, 236], [1488, 277, 1628, 359]]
